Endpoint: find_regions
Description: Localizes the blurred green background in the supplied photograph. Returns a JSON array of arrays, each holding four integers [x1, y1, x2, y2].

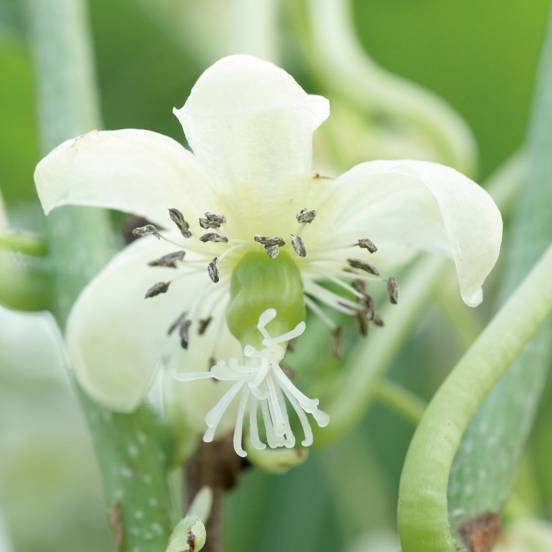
[[1, 1, 551, 550]]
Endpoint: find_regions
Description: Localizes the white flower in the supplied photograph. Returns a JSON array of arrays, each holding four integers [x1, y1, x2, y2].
[[34, 55, 502, 450], [174, 308, 329, 457]]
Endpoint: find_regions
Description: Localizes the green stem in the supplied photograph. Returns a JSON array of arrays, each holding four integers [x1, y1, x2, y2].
[[375, 379, 426, 426], [25, 0, 172, 549], [0, 233, 47, 256], [293, 0, 477, 174], [397, 245, 552, 552]]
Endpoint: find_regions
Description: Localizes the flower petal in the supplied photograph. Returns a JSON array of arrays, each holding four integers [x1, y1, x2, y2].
[[322, 160, 502, 306], [66, 235, 216, 411], [35, 129, 217, 228], [174, 54, 329, 194]]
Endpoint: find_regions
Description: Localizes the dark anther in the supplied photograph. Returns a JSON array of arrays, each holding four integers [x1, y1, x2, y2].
[[199, 211, 226, 229], [351, 279, 366, 294], [387, 277, 399, 305], [148, 250, 186, 268], [356, 311, 369, 337], [198, 316, 213, 336], [200, 232, 228, 243], [254, 235, 285, 258], [168, 208, 192, 238], [132, 224, 161, 239], [359, 295, 375, 320], [357, 238, 378, 253], [208, 357, 217, 370], [290, 234, 307, 257], [331, 326, 342, 358], [372, 313, 385, 327], [145, 281, 170, 298], [348, 258, 380, 276], [296, 208, 316, 224], [167, 312, 187, 335], [313, 173, 332, 180], [179, 318, 192, 349], [286, 339, 296, 353], [254, 235, 285, 247], [208, 258, 220, 283]]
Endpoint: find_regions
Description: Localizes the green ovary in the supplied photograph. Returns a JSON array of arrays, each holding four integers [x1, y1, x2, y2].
[[226, 250, 306, 348]]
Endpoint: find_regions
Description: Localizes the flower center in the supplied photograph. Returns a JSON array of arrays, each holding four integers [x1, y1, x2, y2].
[[226, 250, 305, 348]]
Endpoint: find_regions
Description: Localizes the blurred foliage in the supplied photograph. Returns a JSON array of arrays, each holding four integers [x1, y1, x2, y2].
[[1, 0, 551, 551]]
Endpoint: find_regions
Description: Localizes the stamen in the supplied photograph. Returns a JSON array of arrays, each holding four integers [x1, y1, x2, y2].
[[168, 208, 192, 238], [148, 250, 186, 268], [347, 258, 380, 276], [145, 281, 170, 298], [331, 326, 342, 358], [179, 318, 192, 349], [304, 296, 337, 330], [372, 313, 385, 327], [207, 258, 220, 283], [132, 224, 161, 239], [305, 281, 359, 315], [200, 232, 229, 243], [167, 312, 186, 335], [254, 235, 285, 259], [290, 234, 307, 257], [198, 316, 213, 336], [309, 267, 366, 299], [199, 212, 226, 230], [357, 238, 378, 253], [296, 208, 316, 224], [356, 311, 369, 337], [387, 277, 399, 304]]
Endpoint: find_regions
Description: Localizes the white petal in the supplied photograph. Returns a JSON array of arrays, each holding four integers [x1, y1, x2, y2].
[[66, 235, 214, 411], [174, 55, 329, 231], [34, 129, 217, 228], [320, 160, 502, 306]]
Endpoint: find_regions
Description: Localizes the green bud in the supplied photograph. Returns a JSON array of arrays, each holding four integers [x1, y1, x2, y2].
[[226, 250, 305, 347], [165, 515, 206, 552]]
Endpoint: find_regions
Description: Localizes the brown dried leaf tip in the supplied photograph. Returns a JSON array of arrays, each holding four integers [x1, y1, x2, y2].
[[457, 512, 501, 552], [107, 502, 124, 552]]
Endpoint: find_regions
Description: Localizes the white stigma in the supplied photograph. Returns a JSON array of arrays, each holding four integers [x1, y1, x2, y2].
[[173, 308, 329, 457]]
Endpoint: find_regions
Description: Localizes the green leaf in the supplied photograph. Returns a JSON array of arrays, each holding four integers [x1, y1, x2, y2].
[[397, 245, 552, 552], [448, 7, 552, 545]]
